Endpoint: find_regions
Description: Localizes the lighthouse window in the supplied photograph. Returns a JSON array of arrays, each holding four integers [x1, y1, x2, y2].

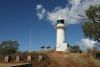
[[57, 20, 64, 24]]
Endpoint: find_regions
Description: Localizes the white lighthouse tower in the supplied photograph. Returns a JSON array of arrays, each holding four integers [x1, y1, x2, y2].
[[56, 17, 67, 51]]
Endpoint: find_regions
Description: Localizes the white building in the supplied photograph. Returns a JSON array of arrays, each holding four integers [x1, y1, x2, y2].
[[56, 17, 67, 51]]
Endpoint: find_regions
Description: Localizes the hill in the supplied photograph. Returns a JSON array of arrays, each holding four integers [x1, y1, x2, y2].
[[32, 52, 100, 67]]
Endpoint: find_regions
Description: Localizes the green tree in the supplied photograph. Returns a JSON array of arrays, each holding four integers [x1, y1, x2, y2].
[[46, 46, 51, 50], [69, 45, 82, 53], [0, 41, 19, 56], [82, 5, 100, 43], [40, 46, 45, 50]]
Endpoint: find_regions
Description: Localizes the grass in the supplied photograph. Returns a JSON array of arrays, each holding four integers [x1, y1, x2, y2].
[[0, 51, 100, 67]]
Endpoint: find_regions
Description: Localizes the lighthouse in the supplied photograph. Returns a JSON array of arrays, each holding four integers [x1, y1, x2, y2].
[[56, 17, 67, 51]]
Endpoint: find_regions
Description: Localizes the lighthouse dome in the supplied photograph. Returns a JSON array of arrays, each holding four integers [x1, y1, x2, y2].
[[58, 16, 64, 20]]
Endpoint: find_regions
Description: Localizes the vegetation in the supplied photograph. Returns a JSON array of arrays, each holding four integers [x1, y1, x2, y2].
[[47, 52, 100, 67], [40, 46, 45, 50], [40, 46, 51, 50], [0, 5, 100, 67], [0, 49, 100, 67], [68, 45, 82, 53], [82, 5, 100, 43], [0, 40, 19, 56], [46, 46, 51, 50]]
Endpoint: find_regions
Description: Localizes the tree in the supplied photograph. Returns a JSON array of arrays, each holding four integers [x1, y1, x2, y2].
[[40, 46, 45, 50], [82, 5, 100, 43], [0, 41, 19, 56], [46, 46, 51, 50], [69, 45, 82, 53]]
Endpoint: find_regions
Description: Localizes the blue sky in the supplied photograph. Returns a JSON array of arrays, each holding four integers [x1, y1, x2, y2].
[[0, 0, 91, 51]]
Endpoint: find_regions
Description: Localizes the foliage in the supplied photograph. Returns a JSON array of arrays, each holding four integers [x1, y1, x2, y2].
[[82, 5, 100, 43], [0, 51, 100, 67], [46, 46, 51, 50], [69, 45, 82, 53], [0, 40, 19, 56], [48, 52, 100, 67], [40, 46, 45, 50]]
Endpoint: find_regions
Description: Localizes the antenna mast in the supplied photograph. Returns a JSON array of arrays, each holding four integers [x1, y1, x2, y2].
[[29, 27, 32, 52]]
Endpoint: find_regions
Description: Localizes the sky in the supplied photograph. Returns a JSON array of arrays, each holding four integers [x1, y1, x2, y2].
[[0, 0, 100, 51]]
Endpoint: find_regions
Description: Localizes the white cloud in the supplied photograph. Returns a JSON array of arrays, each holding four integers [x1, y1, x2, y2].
[[36, 5, 42, 9], [47, 7, 69, 25], [36, 0, 100, 25], [36, 4, 46, 20], [76, 38, 100, 50], [80, 38, 97, 49]]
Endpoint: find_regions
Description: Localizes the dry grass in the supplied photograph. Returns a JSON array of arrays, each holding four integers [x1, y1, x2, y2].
[[0, 52, 100, 67], [46, 52, 100, 67]]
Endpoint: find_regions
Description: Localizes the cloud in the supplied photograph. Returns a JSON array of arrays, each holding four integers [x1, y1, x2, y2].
[[36, 4, 46, 20], [47, 7, 69, 25], [36, 0, 100, 25], [80, 38, 97, 49], [78, 38, 100, 50]]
